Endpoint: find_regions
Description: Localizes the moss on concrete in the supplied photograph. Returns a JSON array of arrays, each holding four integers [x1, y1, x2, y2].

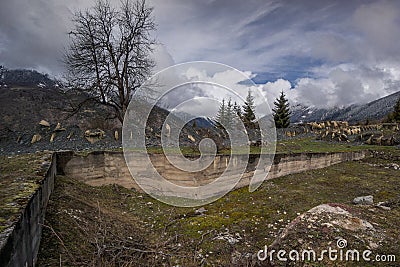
[[0, 152, 52, 235]]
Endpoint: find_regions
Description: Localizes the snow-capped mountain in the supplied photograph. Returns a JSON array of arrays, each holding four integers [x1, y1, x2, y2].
[[290, 90, 400, 123]]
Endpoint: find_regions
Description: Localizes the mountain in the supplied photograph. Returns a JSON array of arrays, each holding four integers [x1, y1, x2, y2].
[[290, 90, 400, 123], [0, 67, 61, 88]]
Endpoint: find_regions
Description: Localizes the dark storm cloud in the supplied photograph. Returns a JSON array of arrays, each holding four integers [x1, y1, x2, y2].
[[0, 0, 73, 75], [1, 0, 400, 107]]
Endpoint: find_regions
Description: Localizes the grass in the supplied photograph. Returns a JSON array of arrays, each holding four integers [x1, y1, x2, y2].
[[85, 137, 392, 156], [37, 147, 400, 266]]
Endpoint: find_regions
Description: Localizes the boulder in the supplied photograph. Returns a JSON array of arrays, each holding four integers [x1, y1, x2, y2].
[[50, 132, 56, 143], [54, 122, 66, 132], [195, 207, 207, 216], [353, 195, 373, 205], [31, 134, 42, 144], [114, 130, 119, 141], [39, 120, 50, 127], [188, 134, 196, 142], [265, 203, 381, 266], [165, 123, 171, 138], [85, 129, 105, 144]]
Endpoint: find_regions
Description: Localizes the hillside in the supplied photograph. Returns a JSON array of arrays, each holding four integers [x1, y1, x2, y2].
[[0, 69, 226, 155], [291, 90, 400, 123]]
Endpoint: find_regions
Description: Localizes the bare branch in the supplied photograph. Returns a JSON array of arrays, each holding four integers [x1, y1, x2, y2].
[[64, 0, 156, 123]]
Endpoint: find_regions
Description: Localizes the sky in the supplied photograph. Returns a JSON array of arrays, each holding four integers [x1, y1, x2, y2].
[[1, 0, 400, 108]]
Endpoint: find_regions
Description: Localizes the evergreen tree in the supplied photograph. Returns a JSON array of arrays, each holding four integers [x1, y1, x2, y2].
[[273, 91, 291, 128], [216, 99, 226, 128], [233, 101, 242, 119], [242, 90, 256, 128], [225, 98, 234, 129], [216, 98, 235, 130], [233, 101, 242, 127]]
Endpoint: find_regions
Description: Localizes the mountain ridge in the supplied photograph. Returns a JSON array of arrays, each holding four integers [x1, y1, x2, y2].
[[290, 90, 400, 123]]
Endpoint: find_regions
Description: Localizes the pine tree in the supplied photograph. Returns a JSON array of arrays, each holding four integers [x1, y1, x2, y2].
[[216, 98, 235, 130], [234, 102, 242, 119], [216, 99, 226, 128], [273, 91, 291, 128], [242, 90, 256, 129], [225, 98, 234, 129]]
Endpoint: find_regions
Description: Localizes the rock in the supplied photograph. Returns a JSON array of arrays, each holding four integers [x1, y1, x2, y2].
[[388, 163, 399, 170], [67, 132, 74, 140], [31, 134, 42, 144], [195, 207, 207, 215], [353, 195, 374, 205], [214, 229, 242, 245], [39, 120, 50, 127], [267, 203, 380, 264], [54, 122, 66, 132], [307, 204, 350, 215], [376, 202, 391, 211], [50, 132, 56, 143], [165, 123, 171, 138], [85, 129, 105, 144], [188, 134, 196, 142], [114, 130, 119, 141]]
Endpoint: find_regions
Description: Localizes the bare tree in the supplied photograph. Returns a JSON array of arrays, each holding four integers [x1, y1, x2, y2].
[[64, 0, 156, 123]]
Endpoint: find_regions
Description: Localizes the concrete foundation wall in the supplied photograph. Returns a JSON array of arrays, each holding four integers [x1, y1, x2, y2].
[[0, 155, 57, 267], [62, 151, 368, 192]]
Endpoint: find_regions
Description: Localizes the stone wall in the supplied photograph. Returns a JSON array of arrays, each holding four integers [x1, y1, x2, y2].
[[0, 154, 57, 267], [62, 150, 368, 193]]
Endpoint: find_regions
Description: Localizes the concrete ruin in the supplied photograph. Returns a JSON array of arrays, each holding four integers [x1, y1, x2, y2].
[[0, 150, 368, 266]]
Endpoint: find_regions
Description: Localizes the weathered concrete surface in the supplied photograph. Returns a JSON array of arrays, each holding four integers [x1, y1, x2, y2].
[[62, 151, 368, 193], [0, 155, 57, 267]]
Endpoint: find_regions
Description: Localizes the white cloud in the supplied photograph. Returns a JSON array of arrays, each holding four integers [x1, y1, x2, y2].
[[152, 44, 175, 72], [259, 61, 400, 108], [352, 0, 400, 62], [1, 0, 400, 109]]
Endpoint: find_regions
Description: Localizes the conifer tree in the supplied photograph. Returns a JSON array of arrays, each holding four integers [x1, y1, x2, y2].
[[242, 90, 256, 129], [216, 99, 226, 128], [216, 98, 235, 130], [225, 98, 234, 129], [273, 91, 291, 128], [234, 102, 242, 119]]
